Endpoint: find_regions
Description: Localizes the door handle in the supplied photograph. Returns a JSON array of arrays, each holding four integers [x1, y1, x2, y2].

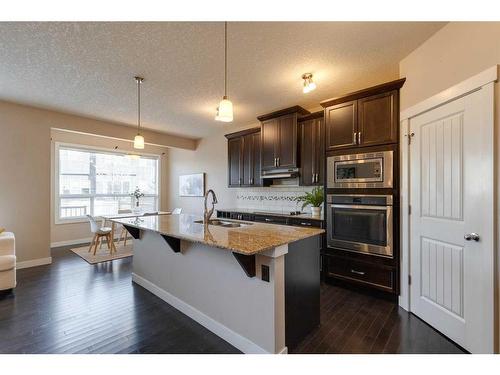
[[464, 233, 480, 242]]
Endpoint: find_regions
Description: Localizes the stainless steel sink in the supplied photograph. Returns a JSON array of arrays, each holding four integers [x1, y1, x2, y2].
[[193, 219, 252, 228]]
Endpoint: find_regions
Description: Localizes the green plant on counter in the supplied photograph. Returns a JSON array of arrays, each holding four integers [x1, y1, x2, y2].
[[294, 186, 324, 210]]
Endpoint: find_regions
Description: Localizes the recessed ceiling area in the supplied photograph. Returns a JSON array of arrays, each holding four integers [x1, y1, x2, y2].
[[0, 22, 446, 139]]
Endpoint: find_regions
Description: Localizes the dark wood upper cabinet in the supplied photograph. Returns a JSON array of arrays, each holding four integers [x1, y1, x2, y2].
[[258, 106, 309, 171], [225, 128, 261, 188], [321, 78, 405, 151], [325, 100, 357, 151], [357, 90, 398, 147], [277, 113, 298, 168], [227, 137, 242, 187], [260, 118, 279, 170], [299, 112, 324, 186]]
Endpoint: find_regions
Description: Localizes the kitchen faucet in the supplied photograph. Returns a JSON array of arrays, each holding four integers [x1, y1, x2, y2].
[[204, 189, 218, 223]]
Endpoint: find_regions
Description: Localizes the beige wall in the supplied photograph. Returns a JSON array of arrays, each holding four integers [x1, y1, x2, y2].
[[166, 123, 256, 215], [0, 100, 194, 263], [399, 21, 500, 352], [50, 129, 169, 245]]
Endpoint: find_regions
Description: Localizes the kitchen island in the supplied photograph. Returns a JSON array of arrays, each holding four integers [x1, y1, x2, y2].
[[110, 213, 324, 354]]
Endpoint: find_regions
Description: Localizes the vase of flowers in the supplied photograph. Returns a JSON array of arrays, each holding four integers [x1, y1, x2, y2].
[[131, 187, 145, 213], [294, 186, 324, 217]]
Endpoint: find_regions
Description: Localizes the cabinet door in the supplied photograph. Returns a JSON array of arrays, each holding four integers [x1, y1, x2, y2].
[[242, 133, 253, 186], [313, 117, 325, 185], [300, 119, 315, 186], [252, 131, 261, 186], [277, 114, 297, 168], [227, 137, 242, 187], [357, 90, 398, 147], [325, 100, 357, 151], [261, 118, 278, 170]]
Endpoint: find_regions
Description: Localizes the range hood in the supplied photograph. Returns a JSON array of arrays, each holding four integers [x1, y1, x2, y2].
[[261, 168, 300, 180]]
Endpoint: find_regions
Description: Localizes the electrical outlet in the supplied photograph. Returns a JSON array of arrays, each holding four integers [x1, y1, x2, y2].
[[261, 265, 270, 282]]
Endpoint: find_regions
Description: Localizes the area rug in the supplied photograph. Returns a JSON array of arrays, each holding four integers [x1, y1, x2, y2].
[[70, 243, 133, 264]]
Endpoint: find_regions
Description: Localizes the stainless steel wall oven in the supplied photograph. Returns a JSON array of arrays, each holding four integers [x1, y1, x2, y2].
[[326, 194, 393, 257]]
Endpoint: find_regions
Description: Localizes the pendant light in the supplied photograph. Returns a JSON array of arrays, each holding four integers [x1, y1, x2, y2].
[[133, 76, 145, 149], [215, 22, 233, 122], [302, 73, 316, 93]]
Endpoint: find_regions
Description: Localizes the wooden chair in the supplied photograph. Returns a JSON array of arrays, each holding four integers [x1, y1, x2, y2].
[[117, 209, 132, 246], [86, 215, 113, 255]]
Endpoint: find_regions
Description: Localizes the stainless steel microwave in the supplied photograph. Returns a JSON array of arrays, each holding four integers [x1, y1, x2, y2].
[[327, 150, 393, 189]]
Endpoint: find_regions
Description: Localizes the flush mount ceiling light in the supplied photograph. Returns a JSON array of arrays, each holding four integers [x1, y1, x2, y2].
[[215, 21, 233, 122], [133, 76, 145, 149], [302, 73, 317, 93]]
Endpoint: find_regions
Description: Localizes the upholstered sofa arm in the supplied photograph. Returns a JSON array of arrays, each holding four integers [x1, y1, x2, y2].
[[0, 232, 15, 257]]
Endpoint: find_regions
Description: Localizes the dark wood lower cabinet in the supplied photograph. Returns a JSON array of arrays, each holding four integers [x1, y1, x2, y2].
[[323, 253, 398, 294]]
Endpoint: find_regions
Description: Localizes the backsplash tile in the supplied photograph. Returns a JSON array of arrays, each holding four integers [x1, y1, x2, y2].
[[234, 187, 317, 212]]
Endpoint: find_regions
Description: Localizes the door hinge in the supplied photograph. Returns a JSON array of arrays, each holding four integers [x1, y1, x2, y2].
[[408, 204, 412, 215], [405, 132, 415, 145], [408, 275, 412, 285]]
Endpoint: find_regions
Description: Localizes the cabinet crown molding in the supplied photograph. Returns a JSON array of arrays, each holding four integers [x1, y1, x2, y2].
[[225, 127, 260, 139], [320, 78, 406, 108], [257, 105, 310, 122]]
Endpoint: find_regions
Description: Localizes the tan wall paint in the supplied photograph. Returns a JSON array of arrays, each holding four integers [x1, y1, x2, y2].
[[50, 129, 169, 245], [166, 123, 258, 215], [399, 21, 500, 352], [0, 100, 194, 262]]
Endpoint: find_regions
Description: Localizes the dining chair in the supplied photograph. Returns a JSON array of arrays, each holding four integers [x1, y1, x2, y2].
[[86, 215, 113, 255], [117, 209, 133, 246]]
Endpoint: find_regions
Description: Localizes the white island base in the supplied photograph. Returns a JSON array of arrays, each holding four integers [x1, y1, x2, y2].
[[130, 229, 320, 354]]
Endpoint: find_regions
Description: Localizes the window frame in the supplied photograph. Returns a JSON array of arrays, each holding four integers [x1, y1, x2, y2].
[[54, 142, 161, 224]]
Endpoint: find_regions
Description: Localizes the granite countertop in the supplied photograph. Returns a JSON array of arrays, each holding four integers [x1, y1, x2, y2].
[[216, 208, 324, 221], [110, 213, 324, 256]]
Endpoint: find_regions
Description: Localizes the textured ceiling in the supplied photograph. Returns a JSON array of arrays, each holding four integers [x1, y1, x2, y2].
[[0, 22, 446, 139]]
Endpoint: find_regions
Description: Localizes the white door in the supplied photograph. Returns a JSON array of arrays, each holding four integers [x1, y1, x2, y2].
[[409, 86, 494, 353]]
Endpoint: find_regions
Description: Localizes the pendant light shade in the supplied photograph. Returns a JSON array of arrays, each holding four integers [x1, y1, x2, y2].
[[133, 134, 145, 149], [215, 96, 233, 122], [133, 76, 145, 149], [215, 22, 233, 122]]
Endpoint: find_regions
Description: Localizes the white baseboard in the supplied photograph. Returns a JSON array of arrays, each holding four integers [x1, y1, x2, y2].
[[132, 272, 276, 354], [16, 257, 52, 269], [51, 234, 130, 249]]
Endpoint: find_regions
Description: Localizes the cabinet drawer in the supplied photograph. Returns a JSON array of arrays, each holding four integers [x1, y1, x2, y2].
[[288, 218, 322, 228], [253, 214, 288, 225], [326, 256, 395, 292]]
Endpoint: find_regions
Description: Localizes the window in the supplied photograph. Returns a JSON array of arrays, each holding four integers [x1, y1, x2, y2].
[[55, 144, 159, 223]]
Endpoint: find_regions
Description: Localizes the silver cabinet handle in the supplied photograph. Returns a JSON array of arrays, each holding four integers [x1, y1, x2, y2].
[[277, 157, 280, 166], [300, 222, 312, 226], [265, 218, 272, 222], [350, 269, 365, 275], [358, 132, 362, 144], [464, 233, 480, 242], [312, 173, 315, 183], [353, 132, 357, 145]]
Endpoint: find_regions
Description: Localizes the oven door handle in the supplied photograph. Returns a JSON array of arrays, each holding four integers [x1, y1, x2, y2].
[[330, 204, 390, 210]]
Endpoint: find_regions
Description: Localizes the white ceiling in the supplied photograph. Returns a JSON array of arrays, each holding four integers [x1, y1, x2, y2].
[[0, 22, 445, 139]]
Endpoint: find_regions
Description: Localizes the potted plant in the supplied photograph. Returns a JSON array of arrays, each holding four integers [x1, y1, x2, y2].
[[294, 186, 324, 216], [131, 187, 145, 213]]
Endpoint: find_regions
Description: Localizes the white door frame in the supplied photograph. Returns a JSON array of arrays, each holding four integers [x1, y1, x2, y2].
[[399, 65, 498, 313]]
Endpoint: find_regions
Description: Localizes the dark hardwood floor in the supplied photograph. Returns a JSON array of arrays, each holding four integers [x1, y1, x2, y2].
[[0, 246, 465, 354]]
